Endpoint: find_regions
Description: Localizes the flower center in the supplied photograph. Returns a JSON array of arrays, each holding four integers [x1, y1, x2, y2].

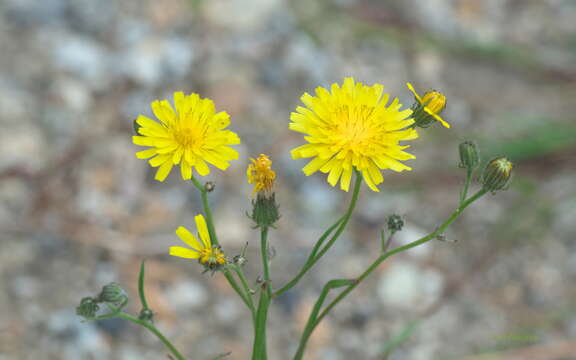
[[199, 247, 226, 265], [333, 105, 377, 151], [173, 128, 201, 149]]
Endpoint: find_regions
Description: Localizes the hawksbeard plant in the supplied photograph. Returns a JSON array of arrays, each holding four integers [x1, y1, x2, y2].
[[77, 77, 514, 359]]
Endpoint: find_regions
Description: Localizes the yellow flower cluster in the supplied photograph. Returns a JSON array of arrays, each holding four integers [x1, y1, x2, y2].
[[132, 79, 450, 267]]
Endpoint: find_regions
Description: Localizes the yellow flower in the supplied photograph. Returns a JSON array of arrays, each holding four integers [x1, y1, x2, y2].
[[170, 214, 226, 267], [406, 82, 450, 128], [289, 77, 418, 192], [133, 92, 241, 182], [247, 154, 276, 195]]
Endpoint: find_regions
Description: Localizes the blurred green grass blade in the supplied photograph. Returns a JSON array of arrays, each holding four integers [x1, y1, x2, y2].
[[381, 320, 421, 359], [482, 122, 576, 161]]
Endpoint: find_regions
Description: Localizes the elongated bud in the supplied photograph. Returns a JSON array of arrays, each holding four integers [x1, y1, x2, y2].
[[387, 214, 404, 233], [459, 141, 480, 170], [98, 282, 128, 309], [76, 297, 100, 320], [481, 157, 513, 192], [406, 83, 450, 128]]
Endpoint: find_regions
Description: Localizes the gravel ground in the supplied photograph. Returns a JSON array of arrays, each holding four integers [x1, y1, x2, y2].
[[1, 0, 575, 359]]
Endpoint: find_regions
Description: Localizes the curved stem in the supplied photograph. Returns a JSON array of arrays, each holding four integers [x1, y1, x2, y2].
[[293, 189, 488, 359], [224, 270, 255, 315], [274, 171, 362, 297], [138, 260, 150, 312], [115, 312, 186, 360], [459, 168, 473, 206]]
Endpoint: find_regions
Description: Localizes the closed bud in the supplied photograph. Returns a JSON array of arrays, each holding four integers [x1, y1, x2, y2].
[[481, 157, 513, 192], [459, 141, 480, 170], [76, 297, 100, 320], [407, 83, 450, 128], [98, 282, 128, 308], [387, 214, 404, 233], [205, 181, 215, 192], [139, 308, 154, 322]]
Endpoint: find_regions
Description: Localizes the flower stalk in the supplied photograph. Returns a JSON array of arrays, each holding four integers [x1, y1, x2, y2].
[[293, 188, 488, 359]]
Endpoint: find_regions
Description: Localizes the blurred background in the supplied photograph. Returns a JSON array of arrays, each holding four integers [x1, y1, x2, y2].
[[1, 0, 575, 359]]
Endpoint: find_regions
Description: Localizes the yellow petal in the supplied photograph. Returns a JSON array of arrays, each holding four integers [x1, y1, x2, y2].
[[155, 161, 173, 181], [135, 148, 157, 159], [175, 226, 203, 251], [151, 100, 176, 125], [340, 166, 353, 191], [181, 161, 192, 180], [406, 82, 423, 104], [194, 214, 211, 248], [327, 162, 344, 187], [195, 159, 210, 176], [424, 107, 451, 128], [149, 154, 171, 167], [169, 246, 200, 259], [302, 156, 328, 176]]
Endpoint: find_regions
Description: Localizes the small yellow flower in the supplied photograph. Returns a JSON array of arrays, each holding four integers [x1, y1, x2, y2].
[[247, 154, 276, 195], [170, 214, 226, 267], [289, 77, 418, 192], [133, 92, 241, 182], [406, 82, 450, 128]]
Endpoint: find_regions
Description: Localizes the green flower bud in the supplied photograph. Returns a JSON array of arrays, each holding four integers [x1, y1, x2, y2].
[[387, 214, 404, 233], [76, 297, 100, 320], [98, 282, 128, 308], [459, 141, 480, 170], [481, 157, 513, 192], [139, 308, 154, 322], [248, 193, 280, 229]]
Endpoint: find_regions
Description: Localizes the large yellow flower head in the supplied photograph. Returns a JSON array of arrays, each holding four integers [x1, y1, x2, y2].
[[289, 77, 418, 192], [170, 214, 226, 268], [133, 92, 241, 182], [247, 154, 276, 196]]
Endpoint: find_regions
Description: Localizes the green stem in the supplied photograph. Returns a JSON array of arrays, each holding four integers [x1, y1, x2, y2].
[[274, 171, 363, 297], [232, 265, 255, 308], [191, 176, 219, 246], [115, 312, 186, 360], [253, 227, 272, 360], [459, 168, 473, 206], [224, 270, 255, 315], [138, 260, 150, 311], [252, 288, 271, 360], [293, 189, 488, 359], [293, 279, 353, 360], [260, 227, 271, 297]]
